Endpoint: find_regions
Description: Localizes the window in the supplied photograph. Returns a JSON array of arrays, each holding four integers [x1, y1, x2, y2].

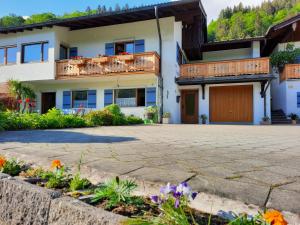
[[297, 92, 300, 108], [115, 41, 134, 55], [22, 42, 48, 63], [72, 91, 88, 108], [60, 45, 68, 60], [0, 46, 17, 65], [112, 88, 156, 107]]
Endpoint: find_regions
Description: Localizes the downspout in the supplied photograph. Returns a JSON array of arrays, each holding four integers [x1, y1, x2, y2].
[[263, 79, 272, 117], [155, 6, 163, 123]]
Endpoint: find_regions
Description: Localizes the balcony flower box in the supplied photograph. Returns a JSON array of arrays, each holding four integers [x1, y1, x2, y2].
[[69, 59, 87, 66], [92, 57, 108, 64], [117, 53, 134, 61]]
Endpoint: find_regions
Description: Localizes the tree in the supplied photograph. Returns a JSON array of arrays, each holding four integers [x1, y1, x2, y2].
[[25, 13, 56, 25], [0, 14, 25, 27], [85, 6, 92, 15], [115, 4, 121, 11]]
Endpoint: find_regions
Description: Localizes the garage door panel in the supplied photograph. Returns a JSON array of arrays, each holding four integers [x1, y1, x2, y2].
[[210, 85, 253, 123]]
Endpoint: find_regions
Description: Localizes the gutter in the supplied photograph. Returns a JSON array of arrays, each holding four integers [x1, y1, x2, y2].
[[155, 6, 163, 123]]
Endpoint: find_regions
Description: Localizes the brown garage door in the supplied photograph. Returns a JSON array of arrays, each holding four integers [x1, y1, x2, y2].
[[210, 85, 253, 123]]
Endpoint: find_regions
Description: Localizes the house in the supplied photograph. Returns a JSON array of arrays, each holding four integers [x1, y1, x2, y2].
[[263, 15, 300, 121], [1, 0, 296, 125]]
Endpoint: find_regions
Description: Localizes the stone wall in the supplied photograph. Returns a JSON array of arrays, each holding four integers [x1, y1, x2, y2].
[[0, 173, 125, 225]]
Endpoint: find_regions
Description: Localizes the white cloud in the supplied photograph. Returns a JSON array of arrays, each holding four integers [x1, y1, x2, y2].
[[201, 0, 264, 22]]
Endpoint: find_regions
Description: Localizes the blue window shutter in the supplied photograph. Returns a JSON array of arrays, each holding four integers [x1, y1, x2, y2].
[[297, 92, 300, 108], [146, 88, 156, 106], [104, 90, 113, 106], [63, 91, 71, 109], [69, 47, 78, 58], [176, 43, 180, 64], [134, 40, 145, 53], [88, 90, 97, 108], [105, 43, 115, 56]]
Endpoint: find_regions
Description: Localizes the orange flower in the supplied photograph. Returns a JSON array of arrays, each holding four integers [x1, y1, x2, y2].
[[51, 160, 62, 170], [0, 156, 6, 168], [264, 210, 288, 225]]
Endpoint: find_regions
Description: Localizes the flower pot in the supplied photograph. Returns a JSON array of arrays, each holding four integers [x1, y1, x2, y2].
[[292, 120, 297, 125], [69, 59, 86, 66], [162, 117, 170, 124], [260, 121, 271, 125], [201, 119, 207, 125]]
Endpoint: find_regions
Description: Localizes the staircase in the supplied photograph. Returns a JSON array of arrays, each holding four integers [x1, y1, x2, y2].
[[271, 110, 291, 124]]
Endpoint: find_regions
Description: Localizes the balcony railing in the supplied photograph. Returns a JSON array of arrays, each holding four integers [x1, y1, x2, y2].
[[180, 58, 270, 78], [281, 64, 300, 81], [56, 52, 160, 79]]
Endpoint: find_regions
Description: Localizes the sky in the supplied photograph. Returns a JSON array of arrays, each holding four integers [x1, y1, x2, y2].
[[0, 0, 264, 22]]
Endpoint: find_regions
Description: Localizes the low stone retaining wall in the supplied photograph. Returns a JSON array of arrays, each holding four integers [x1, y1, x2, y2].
[[0, 173, 124, 225]]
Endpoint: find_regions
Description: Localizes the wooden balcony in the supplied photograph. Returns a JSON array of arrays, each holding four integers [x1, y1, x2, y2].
[[281, 64, 300, 81], [56, 52, 160, 80], [180, 58, 270, 79]]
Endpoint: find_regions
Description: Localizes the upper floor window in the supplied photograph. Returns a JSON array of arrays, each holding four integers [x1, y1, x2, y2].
[[105, 40, 145, 56], [115, 41, 134, 55], [0, 46, 17, 65], [21, 42, 49, 63], [60, 45, 68, 60]]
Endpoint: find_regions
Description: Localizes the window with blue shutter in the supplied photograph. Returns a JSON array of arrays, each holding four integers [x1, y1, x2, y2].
[[297, 92, 300, 108], [134, 40, 145, 53], [146, 88, 156, 106], [69, 47, 78, 58], [104, 90, 113, 106], [105, 43, 115, 56], [63, 91, 71, 109], [88, 90, 97, 108], [176, 42, 183, 65]]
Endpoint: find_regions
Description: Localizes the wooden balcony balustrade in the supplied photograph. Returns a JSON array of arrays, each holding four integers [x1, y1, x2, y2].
[[56, 52, 160, 79], [281, 64, 300, 81], [180, 58, 270, 78]]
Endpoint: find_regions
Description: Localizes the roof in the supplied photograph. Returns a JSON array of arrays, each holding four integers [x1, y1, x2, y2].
[[0, 0, 206, 34], [266, 14, 300, 37], [202, 37, 265, 52], [176, 74, 274, 85]]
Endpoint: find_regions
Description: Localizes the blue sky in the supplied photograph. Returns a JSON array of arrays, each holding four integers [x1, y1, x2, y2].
[[0, 0, 264, 22]]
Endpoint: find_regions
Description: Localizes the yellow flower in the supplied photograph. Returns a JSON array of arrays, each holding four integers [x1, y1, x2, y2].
[[0, 156, 7, 168], [51, 160, 62, 170], [264, 210, 288, 225]]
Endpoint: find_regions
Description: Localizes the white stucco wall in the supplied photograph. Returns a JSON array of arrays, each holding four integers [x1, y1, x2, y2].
[[0, 28, 56, 82], [285, 80, 300, 116], [179, 82, 271, 125]]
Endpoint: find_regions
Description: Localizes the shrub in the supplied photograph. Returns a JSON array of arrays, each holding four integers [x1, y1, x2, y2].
[[104, 104, 122, 116], [85, 110, 114, 126], [126, 116, 144, 125]]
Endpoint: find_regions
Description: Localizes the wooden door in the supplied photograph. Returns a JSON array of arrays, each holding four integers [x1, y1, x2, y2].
[[42, 92, 56, 114], [209, 85, 253, 123], [181, 90, 199, 124]]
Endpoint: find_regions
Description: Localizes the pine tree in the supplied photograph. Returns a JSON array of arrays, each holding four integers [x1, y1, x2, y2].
[[115, 4, 121, 11]]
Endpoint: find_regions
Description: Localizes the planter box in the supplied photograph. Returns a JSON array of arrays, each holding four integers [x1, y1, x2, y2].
[[292, 120, 297, 125], [162, 117, 170, 124], [116, 55, 134, 61], [69, 59, 86, 66], [92, 57, 108, 64]]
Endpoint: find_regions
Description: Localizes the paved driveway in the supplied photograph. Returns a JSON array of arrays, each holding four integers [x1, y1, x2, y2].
[[0, 125, 300, 213]]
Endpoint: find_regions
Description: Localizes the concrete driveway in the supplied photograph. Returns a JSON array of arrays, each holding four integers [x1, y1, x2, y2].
[[0, 125, 299, 213]]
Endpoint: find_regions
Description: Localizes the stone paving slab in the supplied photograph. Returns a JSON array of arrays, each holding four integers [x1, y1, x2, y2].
[[0, 125, 300, 213]]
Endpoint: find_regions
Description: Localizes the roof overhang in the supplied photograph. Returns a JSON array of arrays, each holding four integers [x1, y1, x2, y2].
[[176, 74, 274, 85], [0, 0, 206, 34]]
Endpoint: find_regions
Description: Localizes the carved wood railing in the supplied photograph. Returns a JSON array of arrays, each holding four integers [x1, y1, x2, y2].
[[281, 64, 300, 81], [180, 58, 270, 78], [56, 52, 160, 79]]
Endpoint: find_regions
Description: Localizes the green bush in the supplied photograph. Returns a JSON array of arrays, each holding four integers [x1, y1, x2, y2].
[[104, 104, 122, 116], [126, 116, 144, 125], [84, 110, 114, 126]]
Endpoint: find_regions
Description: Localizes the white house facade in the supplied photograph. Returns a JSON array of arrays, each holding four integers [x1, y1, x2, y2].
[[2, 0, 294, 125]]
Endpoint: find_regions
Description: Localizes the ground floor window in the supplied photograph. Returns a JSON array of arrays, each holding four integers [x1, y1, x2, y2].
[[114, 88, 145, 107], [72, 91, 88, 108]]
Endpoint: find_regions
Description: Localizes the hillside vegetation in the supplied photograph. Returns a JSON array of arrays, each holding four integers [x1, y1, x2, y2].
[[208, 0, 300, 42]]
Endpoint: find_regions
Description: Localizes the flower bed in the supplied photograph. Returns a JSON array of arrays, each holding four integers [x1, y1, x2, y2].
[[0, 155, 289, 225], [0, 104, 144, 131]]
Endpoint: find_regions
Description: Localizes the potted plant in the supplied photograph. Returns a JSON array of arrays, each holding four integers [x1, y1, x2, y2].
[[260, 116, 271, 125], [289, 113, 299, 125], [144, 106, 158, 123], [200, 114, 207, 124], [162, 112, 171, 124], [270, 43, 300, 73], [69, 56, 87, 66]]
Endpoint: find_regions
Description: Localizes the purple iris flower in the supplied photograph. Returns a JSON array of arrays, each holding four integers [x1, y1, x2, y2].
[[160, 183, 176, 195], [191, 192, 197, 200], [151, 195, 159, 204]]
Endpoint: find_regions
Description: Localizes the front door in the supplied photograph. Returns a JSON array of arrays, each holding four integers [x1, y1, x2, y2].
[[42, 92, 56, 114], [181, 90, 199, 124]]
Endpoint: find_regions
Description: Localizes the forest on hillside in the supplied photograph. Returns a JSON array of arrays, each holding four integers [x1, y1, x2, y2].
[[208, 0, 300, 42], [1, 0, 300, 43]]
